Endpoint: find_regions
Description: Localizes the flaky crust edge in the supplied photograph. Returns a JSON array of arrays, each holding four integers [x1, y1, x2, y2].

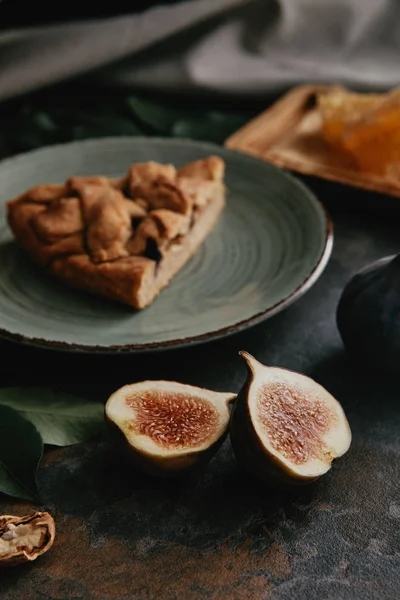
[[7, 188, 226, 309]]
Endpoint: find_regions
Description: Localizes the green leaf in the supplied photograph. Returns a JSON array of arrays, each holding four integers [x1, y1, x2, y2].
[[126, 96, 249, 143], [32, 111, 57, 131], [0, 405, 43, 501], [171, 111, 249, 144], [0, 388, 105, 447], [127, 96, 181, 133]]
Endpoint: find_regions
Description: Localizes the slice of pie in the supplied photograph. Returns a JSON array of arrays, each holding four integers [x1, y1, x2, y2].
[[7, 156, 226, 309]]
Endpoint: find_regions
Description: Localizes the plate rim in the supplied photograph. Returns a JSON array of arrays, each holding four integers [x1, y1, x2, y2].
[[0, 136, 334, 353]]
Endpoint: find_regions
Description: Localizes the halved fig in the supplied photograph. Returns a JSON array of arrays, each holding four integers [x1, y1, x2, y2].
[[105, 381, 236, 476], [230, 353, 352, 485], [0, 512, 56, 567]]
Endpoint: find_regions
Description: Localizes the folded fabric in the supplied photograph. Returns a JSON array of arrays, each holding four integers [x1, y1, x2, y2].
[[0, 0, 398, 101]]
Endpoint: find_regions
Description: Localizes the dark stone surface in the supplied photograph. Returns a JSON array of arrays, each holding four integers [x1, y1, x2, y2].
[[1, 170, 400, 599]]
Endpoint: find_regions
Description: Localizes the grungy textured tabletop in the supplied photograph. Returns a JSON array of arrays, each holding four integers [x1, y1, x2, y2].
[[0, 177, 400, 600]]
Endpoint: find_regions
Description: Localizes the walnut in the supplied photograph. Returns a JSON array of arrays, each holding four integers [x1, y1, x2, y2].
[[0, 512, 55, 567]]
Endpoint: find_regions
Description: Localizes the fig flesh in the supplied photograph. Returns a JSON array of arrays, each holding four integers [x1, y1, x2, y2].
[[230, 353, 352, 485], [337, 254, 400, 376], [105, 381, 235, 476]]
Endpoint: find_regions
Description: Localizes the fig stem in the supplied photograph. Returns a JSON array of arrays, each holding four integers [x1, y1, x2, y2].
[[239, 351, 263, 375]]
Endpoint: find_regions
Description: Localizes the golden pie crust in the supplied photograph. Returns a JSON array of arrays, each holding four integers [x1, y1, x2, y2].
[[7, 156, 226, 309]]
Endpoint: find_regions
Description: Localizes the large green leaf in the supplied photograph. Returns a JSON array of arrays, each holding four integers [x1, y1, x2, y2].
[[0, 406, 43, 501], [0, 388, 105, 447]]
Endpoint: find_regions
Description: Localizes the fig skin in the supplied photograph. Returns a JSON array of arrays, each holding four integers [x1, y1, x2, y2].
[[337, 254, 400, 376], [105, 382, 235, 478], [230, 352, 351, 487]]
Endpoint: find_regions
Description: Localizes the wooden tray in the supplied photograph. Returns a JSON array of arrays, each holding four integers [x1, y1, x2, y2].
[[225, 84, 400, 198]]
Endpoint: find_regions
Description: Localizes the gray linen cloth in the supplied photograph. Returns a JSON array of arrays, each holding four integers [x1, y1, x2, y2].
[[0, 0, 399, 100]]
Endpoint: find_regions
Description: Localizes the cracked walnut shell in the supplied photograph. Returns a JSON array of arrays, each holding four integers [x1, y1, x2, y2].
[[0, 512, 55, 567]]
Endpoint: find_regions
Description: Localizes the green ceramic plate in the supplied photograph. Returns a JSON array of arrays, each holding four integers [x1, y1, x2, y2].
[[0, 137, 332, 352]]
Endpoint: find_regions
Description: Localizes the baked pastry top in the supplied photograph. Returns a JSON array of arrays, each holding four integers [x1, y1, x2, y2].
[[7, 156, 226, 309]]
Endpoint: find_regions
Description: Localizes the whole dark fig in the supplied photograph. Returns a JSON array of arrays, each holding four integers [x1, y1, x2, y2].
[[337, 254, 400, 376]]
